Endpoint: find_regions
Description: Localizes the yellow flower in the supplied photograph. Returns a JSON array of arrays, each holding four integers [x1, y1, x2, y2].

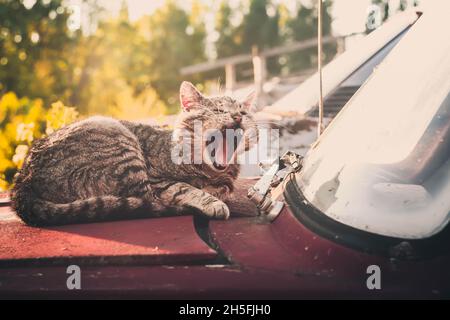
[[0, 155, 14, 173], [16, 122, 35, 143], [46, 101, 79, 135], [0, 92, 20, 124], [0, 177, 9, 192], [0, 92, 20, 113], [12, 144, 29, 169]]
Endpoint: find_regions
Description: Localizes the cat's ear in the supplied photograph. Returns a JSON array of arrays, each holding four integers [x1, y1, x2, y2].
[[180, 81, 204, 112], [241, 91, 257, 112]]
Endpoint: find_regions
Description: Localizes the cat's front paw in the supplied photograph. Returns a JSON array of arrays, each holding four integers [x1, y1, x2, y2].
[[203, 200, 230, 220]]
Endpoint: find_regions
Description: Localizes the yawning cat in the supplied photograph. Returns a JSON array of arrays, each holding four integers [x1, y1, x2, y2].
[[11, 82, 258, 226]]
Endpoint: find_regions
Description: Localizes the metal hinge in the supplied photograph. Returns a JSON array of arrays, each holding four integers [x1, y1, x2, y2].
[[247, 151, 303, 221]]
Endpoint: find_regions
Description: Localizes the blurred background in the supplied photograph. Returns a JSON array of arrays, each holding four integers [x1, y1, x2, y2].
[[0, 0, 422, 190]]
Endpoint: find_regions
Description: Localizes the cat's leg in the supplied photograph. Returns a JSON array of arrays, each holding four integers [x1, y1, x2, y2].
[[113, 147, 171, 214], [202, 185, 231, 202], [155, 182, 230, 219], [118, 169, 169, 214]]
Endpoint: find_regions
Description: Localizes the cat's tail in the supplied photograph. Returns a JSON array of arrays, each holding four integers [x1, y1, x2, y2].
[[12, 180, 147, 226]]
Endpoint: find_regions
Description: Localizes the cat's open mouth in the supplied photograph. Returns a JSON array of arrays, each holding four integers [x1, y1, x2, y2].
[[205, 128, 243, 171]]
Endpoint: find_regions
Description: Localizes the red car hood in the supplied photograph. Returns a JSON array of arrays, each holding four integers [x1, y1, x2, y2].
[[0, 179, 258, 267], [2, 179, 450, 298]]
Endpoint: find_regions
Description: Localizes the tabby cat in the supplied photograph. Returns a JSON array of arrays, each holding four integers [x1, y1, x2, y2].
[[11, 82, 258, 226]]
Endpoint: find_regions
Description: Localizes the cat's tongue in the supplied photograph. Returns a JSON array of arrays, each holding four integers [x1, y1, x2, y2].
[[215, 136, 228, 167]]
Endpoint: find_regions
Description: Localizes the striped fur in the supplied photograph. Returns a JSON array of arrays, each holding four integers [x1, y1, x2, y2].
[[11, 82, 257, 226]]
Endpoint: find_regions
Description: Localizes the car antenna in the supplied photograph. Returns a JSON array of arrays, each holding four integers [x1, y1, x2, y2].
[[317, 0, 324, 137]]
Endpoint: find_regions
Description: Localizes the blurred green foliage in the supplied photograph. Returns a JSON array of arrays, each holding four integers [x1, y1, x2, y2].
[[0, 0, 74, 103], [286, 0, 334, 72], [214, 0, 335, 80], [367, 0, 418, 33]]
